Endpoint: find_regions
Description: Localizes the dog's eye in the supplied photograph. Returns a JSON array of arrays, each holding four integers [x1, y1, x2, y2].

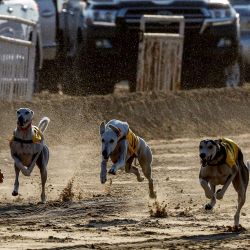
[[17, 111, 20, 115], [101, 139, 105, 143], [208, 145, 213, 149], [25, 111, 29, 115], [199, 146, 202, 149], [110, 139, 114, 144]]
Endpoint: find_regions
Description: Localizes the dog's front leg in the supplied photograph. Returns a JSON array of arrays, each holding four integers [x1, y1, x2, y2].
[[12, 165, 20, 196], [205, 183, 216, 210], [11, 153, 30, 176], [199, 178, 214, 199], [26, 151, 42, 176], [109, 140, 127, 175], [100, 158, 108, 184], [216, 167, 238, 200]]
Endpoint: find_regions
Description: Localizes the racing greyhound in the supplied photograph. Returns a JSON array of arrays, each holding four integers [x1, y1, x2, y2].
[[99, 119, 156, 198], [199, 138, 249, 228], [9, 108, 50, 203]]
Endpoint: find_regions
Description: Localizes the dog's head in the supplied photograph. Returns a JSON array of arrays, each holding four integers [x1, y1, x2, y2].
[[100, 121, 121, 160], [16, 108, 34, 129], [199, 139, 219, 164]]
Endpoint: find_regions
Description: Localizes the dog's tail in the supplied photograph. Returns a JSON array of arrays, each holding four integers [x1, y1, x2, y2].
[[247, 161, 250, 171], [38, 117, 50, 133]]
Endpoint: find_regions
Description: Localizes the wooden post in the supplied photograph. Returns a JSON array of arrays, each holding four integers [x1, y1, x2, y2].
[[137, 15, 185, 92]]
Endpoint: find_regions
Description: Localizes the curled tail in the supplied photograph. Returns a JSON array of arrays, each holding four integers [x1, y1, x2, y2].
[[247, 161, 250, 171], [38, 117, 50, 133]]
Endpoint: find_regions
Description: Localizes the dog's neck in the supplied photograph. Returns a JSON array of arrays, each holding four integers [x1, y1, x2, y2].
[[16, 123, 32, 137]]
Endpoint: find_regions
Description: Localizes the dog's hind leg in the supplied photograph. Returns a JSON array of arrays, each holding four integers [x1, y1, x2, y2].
[[37, 146, 49, 203], [12, 165, 20, 196], [125, 163, 144, 182], [233, 172, 247, 228], [205, 183, 216, 210], [138, 139, 156, 199], [234, 189, 246, 228], [40, 166, 47, 204]]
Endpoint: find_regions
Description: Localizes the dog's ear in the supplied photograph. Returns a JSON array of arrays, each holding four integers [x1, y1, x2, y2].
[[30, 109, 34, 118], [109, 124, 120, 137], [99, 121, 106, 135]]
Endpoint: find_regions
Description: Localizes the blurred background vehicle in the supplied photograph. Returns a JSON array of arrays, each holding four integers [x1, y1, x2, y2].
[[60, 0, 86, 57], [74, 0, 242, 95], [230, 0, 250, 81], [0, 0, 43, 91], [0, 0, 42, 66], [35, 0, 58, 61]]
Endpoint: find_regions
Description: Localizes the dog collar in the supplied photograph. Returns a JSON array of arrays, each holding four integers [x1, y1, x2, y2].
[[13, 137, 33, 144]]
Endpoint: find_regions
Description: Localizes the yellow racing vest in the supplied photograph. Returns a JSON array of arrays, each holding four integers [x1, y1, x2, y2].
[[221, 138, 239, 168], [32, 126, 43, 143], [126, 129, 139, 156], [9, 126, 43, 144]]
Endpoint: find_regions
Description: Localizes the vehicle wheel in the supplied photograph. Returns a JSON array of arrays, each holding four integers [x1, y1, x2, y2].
[[224, 60, 243, 87]]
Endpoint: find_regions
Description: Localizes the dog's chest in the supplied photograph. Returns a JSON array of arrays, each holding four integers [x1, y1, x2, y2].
[[200, 164, 233, 185], [12, 142, 42, 165]]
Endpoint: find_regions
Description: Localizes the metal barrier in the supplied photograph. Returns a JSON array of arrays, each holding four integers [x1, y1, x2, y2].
[[0, 15, 37, 101], [136, 15, 185, 92]]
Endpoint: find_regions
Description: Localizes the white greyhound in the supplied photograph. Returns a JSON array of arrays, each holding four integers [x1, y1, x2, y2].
[[99, 119, 156, 198], [9, 108, 50, 203]]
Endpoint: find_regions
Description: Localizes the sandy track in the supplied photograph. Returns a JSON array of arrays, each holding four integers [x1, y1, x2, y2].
[[1, 88, 250, 249], [1, 136, 250, 249]]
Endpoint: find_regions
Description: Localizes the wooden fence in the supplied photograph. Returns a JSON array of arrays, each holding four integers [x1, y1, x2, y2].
[[136, 15, 185, 92], [0, 15, 37, 101]]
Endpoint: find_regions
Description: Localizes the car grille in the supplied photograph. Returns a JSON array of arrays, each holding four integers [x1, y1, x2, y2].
[[117, 7, 206, 33]]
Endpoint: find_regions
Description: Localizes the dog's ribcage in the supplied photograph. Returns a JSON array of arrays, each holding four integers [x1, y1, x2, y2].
[[11, 126, 44, 166]]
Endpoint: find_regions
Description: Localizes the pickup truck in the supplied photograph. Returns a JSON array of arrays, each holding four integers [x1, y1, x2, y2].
[[75, 0, 241, 94]]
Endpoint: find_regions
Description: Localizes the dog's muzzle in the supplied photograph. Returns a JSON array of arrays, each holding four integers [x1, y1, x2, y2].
[[200, 153, 208, 167], [102, 150, 109, 160], [17, 116, 30, 128], [199, 153, 206, 159], [17, 116, 25, 127]]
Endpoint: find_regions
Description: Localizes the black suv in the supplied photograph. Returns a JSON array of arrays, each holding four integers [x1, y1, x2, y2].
[[76, 0, 241, 94]]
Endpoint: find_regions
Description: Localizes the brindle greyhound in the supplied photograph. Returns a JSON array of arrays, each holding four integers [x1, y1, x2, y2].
[[199, 138, 249, 229]]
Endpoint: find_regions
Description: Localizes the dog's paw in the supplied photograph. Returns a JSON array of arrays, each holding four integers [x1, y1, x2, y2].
[[100, 176, 107, 184], [149, 191, 157, 199], [12, 191, 18, 196], [215, 189, 224, 200], [108, 168, 116, 175], [205, 203, 213, 210], [137, 177, 144, 182]]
